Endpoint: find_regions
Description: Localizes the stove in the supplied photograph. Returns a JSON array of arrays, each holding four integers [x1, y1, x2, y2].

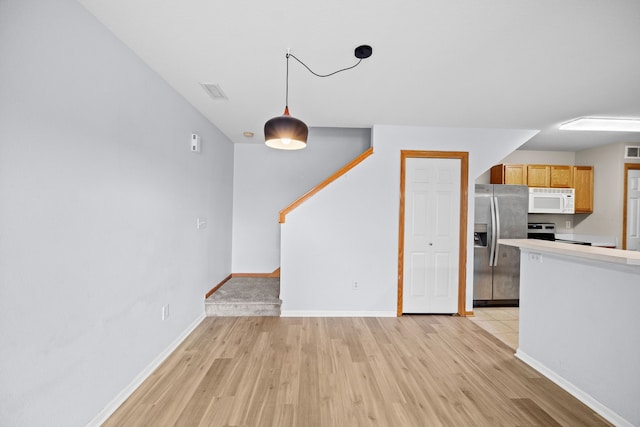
[[527, 223, 556, 241], [528, 222, 591, 245]]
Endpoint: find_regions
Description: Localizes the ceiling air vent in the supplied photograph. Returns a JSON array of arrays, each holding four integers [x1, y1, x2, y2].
[[625, 145, 640, 159], [200, 83, 228, 100]]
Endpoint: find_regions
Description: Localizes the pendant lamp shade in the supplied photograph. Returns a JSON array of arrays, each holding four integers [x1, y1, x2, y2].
[[264, 106, 308, 150], [264, 46, 371, 150]]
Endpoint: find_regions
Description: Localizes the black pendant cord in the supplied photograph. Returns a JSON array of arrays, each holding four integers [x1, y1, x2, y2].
[[287, 52, 363, 79], [285, 53, 289, 109]]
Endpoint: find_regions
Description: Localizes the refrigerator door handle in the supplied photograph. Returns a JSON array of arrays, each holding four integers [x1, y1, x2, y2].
[[489, 195, 497, 266], [493, 196, 501, 266]]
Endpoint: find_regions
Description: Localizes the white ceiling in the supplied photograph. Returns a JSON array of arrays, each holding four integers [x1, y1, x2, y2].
[[76, 0, 640, 151]]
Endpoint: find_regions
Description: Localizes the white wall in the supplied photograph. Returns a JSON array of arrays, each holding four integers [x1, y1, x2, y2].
[[231, 128, 370, 272], [500, 150, 576, 165], [574, 142, 640, 245], [280, 125, 538, 315], [0, 1, 233, 425]]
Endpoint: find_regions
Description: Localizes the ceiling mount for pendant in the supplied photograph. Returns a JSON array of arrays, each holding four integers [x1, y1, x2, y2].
[[354, 45, 373, 59], [264, 44, 373, 150]]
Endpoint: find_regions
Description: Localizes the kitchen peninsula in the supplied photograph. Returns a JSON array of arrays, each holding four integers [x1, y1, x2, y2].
[[499, 239, 640, 427]]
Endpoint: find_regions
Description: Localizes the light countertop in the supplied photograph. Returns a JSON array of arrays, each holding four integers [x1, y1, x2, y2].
[[554, 233, 617, 247], [499, 238, 640, 266]]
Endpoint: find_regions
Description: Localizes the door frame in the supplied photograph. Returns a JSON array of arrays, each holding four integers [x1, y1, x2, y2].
[[397, 150, 469, 317], [622, 163, 640, 250]]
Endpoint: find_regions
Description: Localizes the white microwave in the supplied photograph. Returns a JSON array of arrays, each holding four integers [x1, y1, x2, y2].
[[528, 187, 575, 214]]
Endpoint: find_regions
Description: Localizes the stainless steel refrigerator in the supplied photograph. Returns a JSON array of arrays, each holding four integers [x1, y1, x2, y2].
[[473, 184, 528, 305]]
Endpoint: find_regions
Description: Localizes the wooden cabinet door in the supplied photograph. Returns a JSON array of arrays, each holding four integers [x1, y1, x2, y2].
[[573, 166, 594, 213], [503, 165, 526, 184], [490, 164, 526, 184], [550, 165, 573, 188], [527, 165, 550, 187], [490, 164, 504, 184]]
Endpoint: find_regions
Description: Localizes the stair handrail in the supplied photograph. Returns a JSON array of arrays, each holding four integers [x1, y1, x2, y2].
[[279, 147, 374, 223]]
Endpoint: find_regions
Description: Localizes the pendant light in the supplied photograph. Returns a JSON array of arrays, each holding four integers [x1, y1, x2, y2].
[[264, 53, 308, 150], [264, 45, 373, 150]]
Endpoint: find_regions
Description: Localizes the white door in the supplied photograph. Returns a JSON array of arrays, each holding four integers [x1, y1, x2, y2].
[[402, 157, 460, 313], [627, 169, 640, 251]]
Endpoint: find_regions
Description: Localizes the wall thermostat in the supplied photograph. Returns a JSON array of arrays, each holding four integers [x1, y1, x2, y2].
[[191, 133, 201, 153]]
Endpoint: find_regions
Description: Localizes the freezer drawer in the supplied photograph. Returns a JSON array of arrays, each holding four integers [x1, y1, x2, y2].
[[473, 246, 492, 300], [491, 244, 520, 300]]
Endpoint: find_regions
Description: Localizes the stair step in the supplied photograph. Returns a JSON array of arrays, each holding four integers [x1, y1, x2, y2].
[[205, 277, 281, 317], [205, 302, 281, 317]]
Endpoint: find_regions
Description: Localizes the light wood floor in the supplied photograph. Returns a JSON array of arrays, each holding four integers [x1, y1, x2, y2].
[[104, 316, 610, 427]]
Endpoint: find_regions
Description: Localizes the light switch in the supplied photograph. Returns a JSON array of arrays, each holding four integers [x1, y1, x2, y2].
[[191, 133, 201, 153]]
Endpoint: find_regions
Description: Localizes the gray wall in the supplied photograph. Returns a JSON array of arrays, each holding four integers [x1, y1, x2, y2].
[[0, 0, 234, 425], [232, 128, 370, 272], [575, 142, 640, 244]]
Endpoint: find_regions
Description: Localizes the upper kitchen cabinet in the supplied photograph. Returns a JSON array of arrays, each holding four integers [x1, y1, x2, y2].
[[490, 164, 527, 185], [526, 165, 550, 187], [573, 166, 594, 213], [549, 165, 573, 188], [526, 164, 573, 188]]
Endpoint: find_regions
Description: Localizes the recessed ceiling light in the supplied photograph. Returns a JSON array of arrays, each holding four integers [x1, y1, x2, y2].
[[200, 83, 227, 100], [243, 131, 254, 138], [559, 117, 640, 132]]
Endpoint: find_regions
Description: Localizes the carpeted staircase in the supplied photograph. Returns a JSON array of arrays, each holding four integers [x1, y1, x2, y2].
[[205, 276, 281, 316]]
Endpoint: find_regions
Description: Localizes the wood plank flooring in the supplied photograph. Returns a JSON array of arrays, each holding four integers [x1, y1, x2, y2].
[[103, 316, 611, 427]]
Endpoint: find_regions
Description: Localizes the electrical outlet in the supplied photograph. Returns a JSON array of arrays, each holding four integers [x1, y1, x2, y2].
[[528, 252, 543, 263], [352, 281, 359, 290], [162, 304, 170, 320], [565, 220, 572, 229]]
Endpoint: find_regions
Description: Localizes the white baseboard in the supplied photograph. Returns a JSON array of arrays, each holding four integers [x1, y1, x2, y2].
[[515, 349, 633, 427], [281, 310, 396, 317], [87, 313, 206, 427]]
